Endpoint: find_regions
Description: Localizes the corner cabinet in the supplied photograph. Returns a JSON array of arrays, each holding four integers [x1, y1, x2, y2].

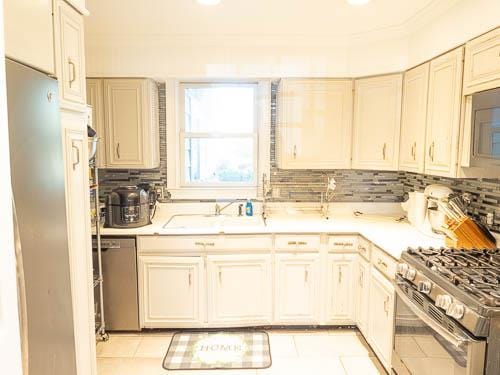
[[139, 256, 204, 328], [355, 256, 370, 337], [352, 74, 402, 170], [325, 254, 356, 324], [424, 47, 464, 177], [277, 79, 353, 169], [274, 253, 320, 324], [463, 27, 500, 95], [399, 63, 430, 174], [207, 255, 272, 325], [87, 78, 160, 169]]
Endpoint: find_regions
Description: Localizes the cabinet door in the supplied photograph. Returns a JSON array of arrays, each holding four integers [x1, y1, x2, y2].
[[278, 79, 353, 169], [325, 254, 356, 324], [60, 112, 97, 375], [275, 254, 320, 324], [352, 74, 402, 170], [86, 79, 106, 167], [368, 268, 395, 372], [356, 257, 370, 337], [464, 27, 500, 95], [139, 256, 204, 328], [207, 255, 272, 325], [55, 0, 86, 107], [399, 63, 429, 173], [4, 0, 55, 74], [425, 47, 464, 177]]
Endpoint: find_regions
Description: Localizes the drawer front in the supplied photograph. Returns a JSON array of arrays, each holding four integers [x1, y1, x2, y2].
[[327, 235, 358, 252], [372, 246, 397, 280], [274, 235, 321, 252], [357, 237, 371, 261], [138, 235, 272, 253]]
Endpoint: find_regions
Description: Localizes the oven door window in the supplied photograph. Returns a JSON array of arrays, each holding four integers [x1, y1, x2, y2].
[[393, 284, 486, 375]]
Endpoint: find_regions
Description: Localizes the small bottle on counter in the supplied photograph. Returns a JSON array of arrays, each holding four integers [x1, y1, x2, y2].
[[245, 199, 253, 216]]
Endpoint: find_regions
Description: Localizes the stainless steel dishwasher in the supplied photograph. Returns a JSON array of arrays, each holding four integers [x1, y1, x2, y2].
[[93, 237, 140, 331]]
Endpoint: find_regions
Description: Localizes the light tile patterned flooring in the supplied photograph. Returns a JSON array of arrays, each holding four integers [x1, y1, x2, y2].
[[96, 329, 387, 375]]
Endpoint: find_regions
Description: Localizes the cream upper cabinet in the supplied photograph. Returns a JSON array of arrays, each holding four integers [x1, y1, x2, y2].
[[86, 79, 106, 167], [425, 47, 464, 177], [54, 0, 87, 109], [399, 63, 430, 173], [103, 79, 160, 169], [352, 74, 402, 170], [325, 254, 356, 324], [463, 27, 500, 95], [4, 0, 55, 74], [207, 255, 272, 325], [277, 79, 353, 169]]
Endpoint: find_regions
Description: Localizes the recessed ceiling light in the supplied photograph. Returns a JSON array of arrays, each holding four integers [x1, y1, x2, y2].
[[347, 0, 372, 5], [197, 0, 221, 5]]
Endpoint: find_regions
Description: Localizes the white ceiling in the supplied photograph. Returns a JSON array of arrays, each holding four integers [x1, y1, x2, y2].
[[85, 0, 456, 37]]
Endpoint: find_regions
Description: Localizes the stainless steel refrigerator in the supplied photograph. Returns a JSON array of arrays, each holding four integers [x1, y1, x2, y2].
[[6, 58, 78, 375]]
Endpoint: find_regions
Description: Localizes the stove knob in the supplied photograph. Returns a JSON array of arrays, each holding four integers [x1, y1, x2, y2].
[[417, 281, 432, 294], [397, 263, 409, 276], [405, 268, 417, 281], [446, 303, 465, 320], [435, 294, 452, 310]]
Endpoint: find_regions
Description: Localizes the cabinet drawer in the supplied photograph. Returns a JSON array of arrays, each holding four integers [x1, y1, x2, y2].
[[372, 246, 397, 280], [275, 235, 321, 252], [138, 235, 272, 253], [327, 235, 357, 252], [357, 237, 371, 261]]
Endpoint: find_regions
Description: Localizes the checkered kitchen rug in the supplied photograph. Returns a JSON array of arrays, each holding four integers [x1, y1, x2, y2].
[[163, 331, 272, 370]]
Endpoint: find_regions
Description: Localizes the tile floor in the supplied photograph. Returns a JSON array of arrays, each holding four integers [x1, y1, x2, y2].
[[96, 329, 387, 375]]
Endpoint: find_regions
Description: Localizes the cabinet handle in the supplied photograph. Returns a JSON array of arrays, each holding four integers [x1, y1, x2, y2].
[[297, 241, 307, 246], [287, 241, 297, 246], [68, 58, 76, 88], [429, 142, 435, 162], [411, 142, 416, 160], [377, 259, 388, 270], [338, 266, 343, 284], [382, 143, 387, 160], [358, 245, 366, 253], [71, 141, 80, 170], [116, 142, 121, 159], [218, 270, 222, 284], [384, 297, 390, 316], [304, 269, 308, 284], [293, 145, 297, 159], [334, 242, 353, 247], [194, 242, 205, 247], [188, 271, 192, 287], [359, 269, 364, 287], [205, 242, 215, 247]]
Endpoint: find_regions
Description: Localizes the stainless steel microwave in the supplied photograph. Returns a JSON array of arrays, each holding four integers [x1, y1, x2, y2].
[[469, 87, 500, 169]]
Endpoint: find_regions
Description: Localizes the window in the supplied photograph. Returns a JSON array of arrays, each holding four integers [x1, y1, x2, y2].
[[167, 80, 270, 199]]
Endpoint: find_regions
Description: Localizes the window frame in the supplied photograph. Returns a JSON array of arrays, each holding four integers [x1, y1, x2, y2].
[[179, 82, 259, 187], [166, 79, 271, 200]]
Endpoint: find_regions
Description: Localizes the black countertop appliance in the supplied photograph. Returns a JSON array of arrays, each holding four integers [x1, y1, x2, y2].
[[105, 186, 151, 228]]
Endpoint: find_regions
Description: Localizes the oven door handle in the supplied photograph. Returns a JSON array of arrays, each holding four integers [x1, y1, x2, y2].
[[395, 284, 480, 348]]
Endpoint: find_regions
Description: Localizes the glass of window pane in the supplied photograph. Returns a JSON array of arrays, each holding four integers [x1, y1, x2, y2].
[[184, 138, 254, 184], [184, 85, 256, 134]]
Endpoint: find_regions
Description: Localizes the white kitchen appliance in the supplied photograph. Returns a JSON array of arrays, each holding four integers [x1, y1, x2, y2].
[[401, 191, 427, 228]]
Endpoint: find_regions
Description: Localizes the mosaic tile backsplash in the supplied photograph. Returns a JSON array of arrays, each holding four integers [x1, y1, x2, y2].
[[98, 82, 500, 231]]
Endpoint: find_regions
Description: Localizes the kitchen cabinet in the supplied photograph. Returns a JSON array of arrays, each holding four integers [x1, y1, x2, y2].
[[54, 0, 87, 109], [139, 256, 204, 328], [352, 74, 402, 170], [368, 268, 395, 372], [60, 111, 97, 375], [86, 79, 106, 167], [424, 47, 464, 177], [463, 27, 500, 95], [275, 253, 320, 324], [4, 0, 55, 74], [102, 79, 160, 169], [325, 254, 356, 324], [207, 255, 272, 325], [277, 79, 353, 169], [399, 63, 430, 173], [356, 257, 370, 337]]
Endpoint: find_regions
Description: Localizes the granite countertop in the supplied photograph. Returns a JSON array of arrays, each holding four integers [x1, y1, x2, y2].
[[99, 203, 445, 259]]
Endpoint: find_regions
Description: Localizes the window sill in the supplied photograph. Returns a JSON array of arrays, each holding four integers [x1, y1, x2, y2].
[[168, 187, 259, 200]]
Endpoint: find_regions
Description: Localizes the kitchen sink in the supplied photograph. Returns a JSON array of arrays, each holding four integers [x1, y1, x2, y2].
[[163, 214, 266, 230]]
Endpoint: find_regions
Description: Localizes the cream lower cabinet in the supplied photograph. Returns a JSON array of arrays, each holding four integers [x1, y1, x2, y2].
[[60, 111, 97, 375], [139, 256, 204, 328], [207, 255, 272, 325], [367, 267, 395, 372], [355, 256, 370, 337], [352, 74, 403, 170], [424, 47, 464, 177], [275, 253, 320, 324], [325, 254, 356, 324]]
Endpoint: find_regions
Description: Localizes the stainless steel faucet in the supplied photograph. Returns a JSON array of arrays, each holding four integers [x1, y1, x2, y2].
[[214, 200, 243, 216]]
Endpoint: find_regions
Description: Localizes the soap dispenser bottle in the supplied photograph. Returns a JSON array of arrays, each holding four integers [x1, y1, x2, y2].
[[245, 199, 253, 216]]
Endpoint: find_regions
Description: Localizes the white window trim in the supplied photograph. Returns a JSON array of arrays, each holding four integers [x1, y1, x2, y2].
[[166, 79, 271, 199]]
